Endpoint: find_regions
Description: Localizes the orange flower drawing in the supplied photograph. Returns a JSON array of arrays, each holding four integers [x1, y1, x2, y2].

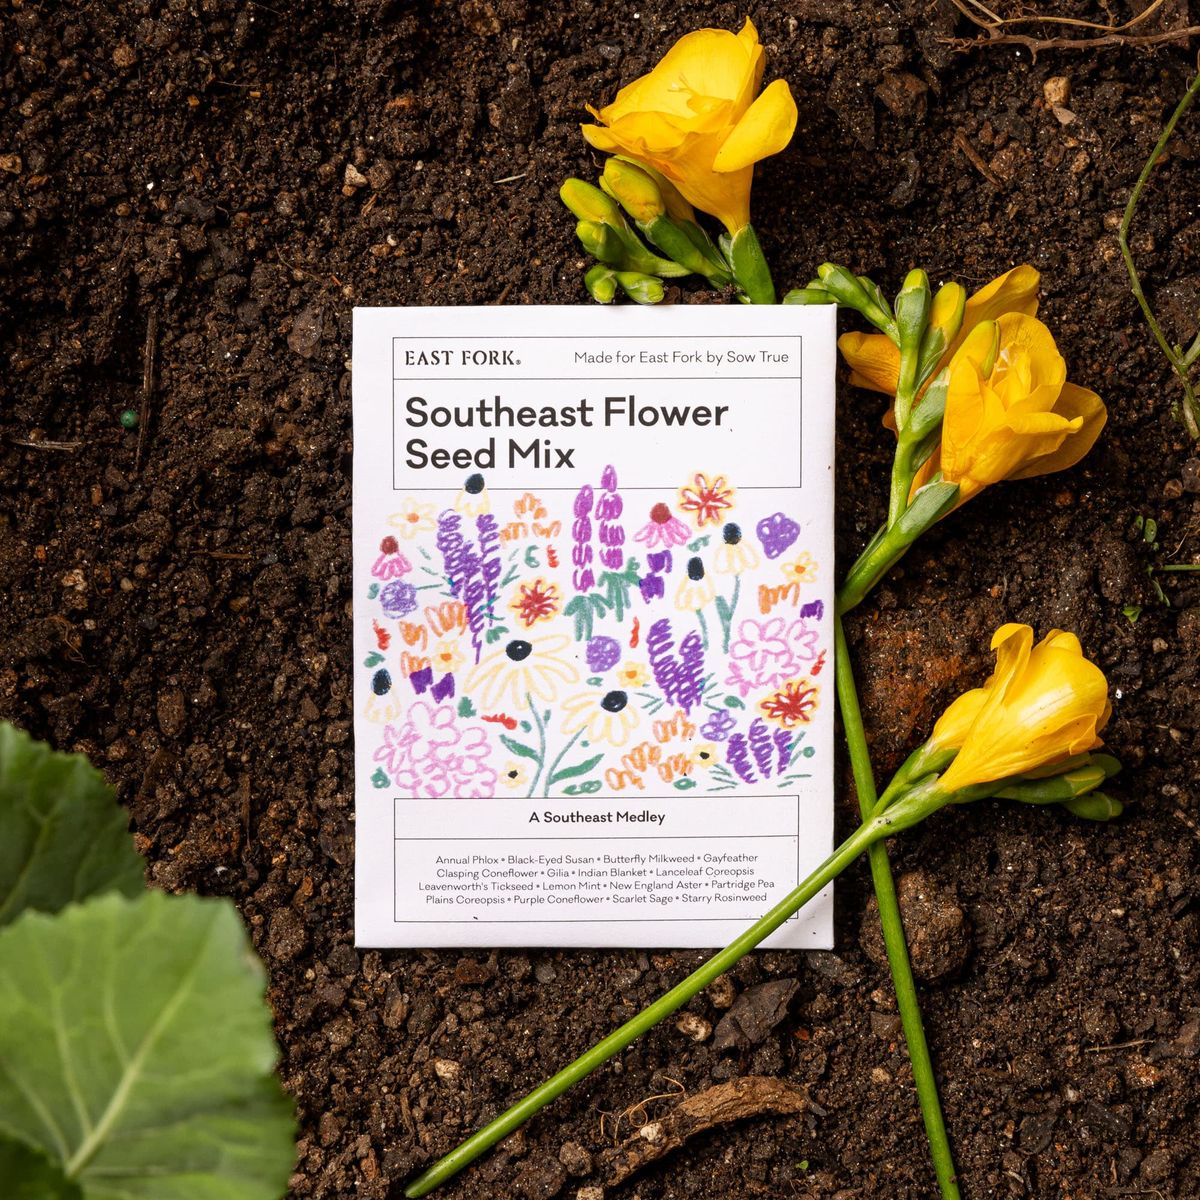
[[678, 472, 735, 527], [758, 678, 820, 728], [509, 578, 562, 628]]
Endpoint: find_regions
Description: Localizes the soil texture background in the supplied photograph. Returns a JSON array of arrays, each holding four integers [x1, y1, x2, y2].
[[3, 1, 1200, 1197]]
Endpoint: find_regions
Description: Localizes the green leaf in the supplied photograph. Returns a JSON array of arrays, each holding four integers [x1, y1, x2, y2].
[[456, 696, 476, 718], [0, 1135, 82, 1200], [363, 652, 384, 668], [499, 735, 540, 761], [0, 891, 296, 1199], [0, 723, 143, 927], [550, 755, 604, 785], [563, 780, 603, 795]]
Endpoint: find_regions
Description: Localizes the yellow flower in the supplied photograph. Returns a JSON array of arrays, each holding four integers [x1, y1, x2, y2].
[[780, 551, 818, 585], [917, 313, 1106, 504], [465, 633, 579, 709], [500, 761, 529, 789], [561, 688, 640, 748], [388, 497, 437, 540], [690, 742, 718, 769], [454, 472, 490, 516], [675, 557, 716, 610], [615, 661, 650, 689], [431, 641, 465, 675], [838, 265, 1041, 399], [936, 624, 1111, 794], [581, 19, 797, 234], [712, 522, 760, 575]]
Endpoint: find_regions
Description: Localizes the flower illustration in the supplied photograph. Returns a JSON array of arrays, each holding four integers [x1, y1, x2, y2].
[[388, 497, 437, 540], [781, 551, 818, 585], [701, 709, 737, 741], [755, 511, 800, 559], [455, 472, 490, 516], [500, 761, 530, 789], [379, 579, 418, 620], [465, 633, 580, 709], [759, 678, 820, 728], [634, 501, 691, 548], [373, 701, 497, 798], [678, 472, 735, 527], [372, 535, 413, 580], [561, 688, 640, 747], [586, 636, 621, 672], [615, 661, 650, 689], [713, 522, 760, 575], [431, 640, 466, 675], [675, 557, 716, 610], [509, 577, 562, 628], [690, 742, 718, 769], [726, 616, 819, 697]]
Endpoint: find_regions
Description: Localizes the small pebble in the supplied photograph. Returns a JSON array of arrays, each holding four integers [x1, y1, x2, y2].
[[558, 1141, 592, 1176], [1043, 76, 1071, 106], [675, 1012, 713, 1042]]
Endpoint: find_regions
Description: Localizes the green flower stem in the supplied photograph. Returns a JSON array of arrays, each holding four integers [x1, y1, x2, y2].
[[887, 432, 919, 529], [403, 814, 889, 1199], [838, 528, 909, 616], [729, 224, 776, 305], [835, 613, 961, 1200]]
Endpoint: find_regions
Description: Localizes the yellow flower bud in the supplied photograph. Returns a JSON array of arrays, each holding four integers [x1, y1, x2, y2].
[[935, 624, 1111, 794], [601, 158, 666, 224], [581, 19, 797, 234]]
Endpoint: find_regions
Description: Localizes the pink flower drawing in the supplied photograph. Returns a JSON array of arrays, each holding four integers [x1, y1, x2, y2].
[[374, 701, 497, 798], [725, 616, 820, 698], [634, 502, 692, 550], [372, 535, 413, 580]]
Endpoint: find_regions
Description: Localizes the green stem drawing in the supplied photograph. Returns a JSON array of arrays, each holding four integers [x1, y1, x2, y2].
[[524, 694, 547, 798], [543, 728, 584, 798], [834, 614, 960, 1200]]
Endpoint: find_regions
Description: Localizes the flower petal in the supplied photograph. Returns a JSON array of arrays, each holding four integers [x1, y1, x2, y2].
[[838, 331, 901, 395], [962, 265, 1041, 332], [1009, 382, 1107, 480], [712, 79, 798, 172]]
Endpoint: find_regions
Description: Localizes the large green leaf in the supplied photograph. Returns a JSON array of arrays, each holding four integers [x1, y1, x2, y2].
[[0, 1134, 82, 1199], [0, 891, 295, 1200], [0, 723, 143, 926]]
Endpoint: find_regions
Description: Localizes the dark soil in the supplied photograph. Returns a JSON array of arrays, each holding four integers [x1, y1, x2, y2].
[[3, 1, 1200, 1198]]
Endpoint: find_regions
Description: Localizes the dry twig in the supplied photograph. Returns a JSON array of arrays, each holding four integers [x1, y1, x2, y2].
[[943, 0, 1200, 56], [599, 1077, 808, 1186]]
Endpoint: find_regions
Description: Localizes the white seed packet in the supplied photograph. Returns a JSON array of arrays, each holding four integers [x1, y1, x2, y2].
[[353, 304, 836, 948]]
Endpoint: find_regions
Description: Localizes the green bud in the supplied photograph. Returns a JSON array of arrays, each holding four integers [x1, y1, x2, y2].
[[783, 288, 838, 305], [916, 282, 967, 384], [895, 269, 931, 355], [575, 220, 626, 266], [1061, 792, 1124, 822], [601, 158, 666, 225], [616, 271, 665, 306], [560, 178, 624, 226], [613, 157, 695, 223], [584, 265, 617, 304], [996, 762, 1109, 805], [817, 263, 896, 337]]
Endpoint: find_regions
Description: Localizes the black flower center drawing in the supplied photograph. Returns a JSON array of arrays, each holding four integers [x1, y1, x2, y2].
[[506, 639, 533, 662]]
